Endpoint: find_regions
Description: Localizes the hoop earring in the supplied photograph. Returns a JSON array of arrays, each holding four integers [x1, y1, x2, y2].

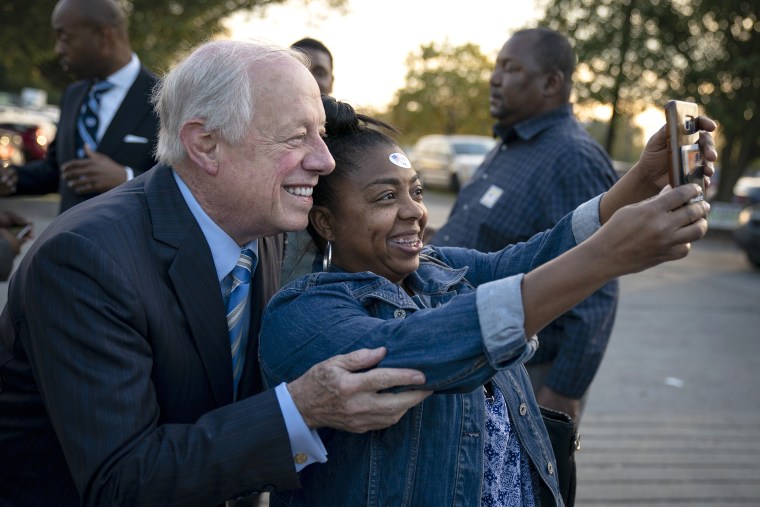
[[322, 239, 333, 272]]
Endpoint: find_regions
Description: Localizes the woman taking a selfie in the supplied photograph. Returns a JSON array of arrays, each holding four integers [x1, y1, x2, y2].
[[259, 96, 715, 506]]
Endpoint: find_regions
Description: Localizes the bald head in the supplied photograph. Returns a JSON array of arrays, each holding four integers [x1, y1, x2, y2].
[[512, 28, 576, 100], [54, 0, 127, 35], [52, 0, 132, 79]]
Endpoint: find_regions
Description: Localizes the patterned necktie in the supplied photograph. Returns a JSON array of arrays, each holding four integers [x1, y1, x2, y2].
[[76, 80, 114, 158], [227, 249, 255, 400]]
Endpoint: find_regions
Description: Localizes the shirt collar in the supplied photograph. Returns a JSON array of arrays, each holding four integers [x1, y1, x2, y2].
[[493, 104, 574, 144], [172, 171, 258, 283], [103, 52, 140, 90]]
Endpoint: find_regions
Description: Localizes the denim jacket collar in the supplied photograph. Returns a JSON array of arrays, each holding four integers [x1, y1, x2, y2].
[[307, 247, 470, 300]]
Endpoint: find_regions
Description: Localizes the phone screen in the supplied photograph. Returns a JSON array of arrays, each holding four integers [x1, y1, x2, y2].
[[665, 100, 702, 198]]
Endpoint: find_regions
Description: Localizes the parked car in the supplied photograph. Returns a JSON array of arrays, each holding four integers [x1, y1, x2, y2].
[[733, 203, 760, 268], [0, 126, 25, 168], [0, 121, 55, 161], [732, 171, 760, 206], [409, 134, 496, 192]]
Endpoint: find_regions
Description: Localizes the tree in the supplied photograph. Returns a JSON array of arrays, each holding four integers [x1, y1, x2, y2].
[[0, 0, 344, 101], [538, 0, 680, 154], [672, 1, 760, 201], [537, 0, 760, 201], [384, 41, 494, 146]]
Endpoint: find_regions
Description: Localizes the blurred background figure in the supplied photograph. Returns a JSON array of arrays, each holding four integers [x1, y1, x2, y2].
[[291, 37, 334, 95], [281, 37, 335, 286], [431, 28, 619, 425], [0, 0, 159, 214]]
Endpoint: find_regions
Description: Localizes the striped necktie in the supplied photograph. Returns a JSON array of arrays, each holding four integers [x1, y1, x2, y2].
[[76, 79, 114, 158], [227, 249, 254, 400]]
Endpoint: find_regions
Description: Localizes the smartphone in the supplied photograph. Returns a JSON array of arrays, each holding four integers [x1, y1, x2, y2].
[[11, 224, 32, 239], [665, 100, 704, 201]]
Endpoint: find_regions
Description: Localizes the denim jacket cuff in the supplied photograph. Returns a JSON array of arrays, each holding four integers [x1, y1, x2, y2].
[[572, 194, 603, 243], [476, 274, 537, 368]]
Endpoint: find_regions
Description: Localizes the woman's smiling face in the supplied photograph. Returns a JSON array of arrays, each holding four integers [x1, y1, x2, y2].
[[317, 143, 428, 283]]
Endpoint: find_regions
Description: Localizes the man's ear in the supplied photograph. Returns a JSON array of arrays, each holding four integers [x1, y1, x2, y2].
[[180, 120, 219, 175], [542, 70, 565, 97], [309, 205, 334, 241]]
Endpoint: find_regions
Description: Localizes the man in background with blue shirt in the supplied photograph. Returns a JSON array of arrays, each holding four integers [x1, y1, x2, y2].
[[431, 27, 619, 424]]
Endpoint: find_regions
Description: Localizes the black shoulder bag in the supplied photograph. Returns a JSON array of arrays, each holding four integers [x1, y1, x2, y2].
[[539, 406, 579, 507]]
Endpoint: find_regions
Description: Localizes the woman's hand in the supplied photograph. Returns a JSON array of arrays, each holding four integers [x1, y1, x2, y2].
[[600, 115, 717, 224], [593, 184, 710, 276], [635, 115, 717, 191]]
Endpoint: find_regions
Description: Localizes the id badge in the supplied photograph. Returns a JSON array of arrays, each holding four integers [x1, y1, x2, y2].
[[479, 185, 504, 209]]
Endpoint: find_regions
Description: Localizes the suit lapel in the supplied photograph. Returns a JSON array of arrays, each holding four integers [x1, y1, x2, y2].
[[98, 67, 156, 156], [145, 166, 234, 406]]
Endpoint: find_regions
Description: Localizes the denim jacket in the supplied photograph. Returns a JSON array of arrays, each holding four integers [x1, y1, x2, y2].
[[259, 196, 602, 506]]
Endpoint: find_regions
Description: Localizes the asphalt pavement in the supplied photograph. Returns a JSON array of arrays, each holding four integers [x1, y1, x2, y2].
[[2, 191, 759, 505], [577, 232, 760, 506]]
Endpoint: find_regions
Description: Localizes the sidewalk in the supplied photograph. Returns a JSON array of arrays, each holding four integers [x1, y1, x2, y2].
[[575, 235, 760, 505], [576, 412, 760, 505]]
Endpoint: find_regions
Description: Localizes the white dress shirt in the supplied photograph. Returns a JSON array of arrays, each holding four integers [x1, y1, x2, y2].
[[95, 52, 141, 179]]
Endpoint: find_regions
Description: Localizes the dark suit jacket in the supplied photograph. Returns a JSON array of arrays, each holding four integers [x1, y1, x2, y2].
[[0, 165, 298, 506], [0, 238, 13, 281], [15, 65, 159, 213]]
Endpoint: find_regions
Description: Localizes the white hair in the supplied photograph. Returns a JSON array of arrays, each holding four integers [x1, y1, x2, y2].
[[151, 39, 308, 167]]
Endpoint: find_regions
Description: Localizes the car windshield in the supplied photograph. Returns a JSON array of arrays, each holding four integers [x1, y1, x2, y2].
[[451, 141, 493, 155]]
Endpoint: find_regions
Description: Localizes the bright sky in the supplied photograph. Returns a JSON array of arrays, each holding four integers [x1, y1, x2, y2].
[[224, 0, 543, 112]]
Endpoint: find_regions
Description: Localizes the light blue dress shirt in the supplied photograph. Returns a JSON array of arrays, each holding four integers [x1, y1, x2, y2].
[[173, 171, 326, 471]]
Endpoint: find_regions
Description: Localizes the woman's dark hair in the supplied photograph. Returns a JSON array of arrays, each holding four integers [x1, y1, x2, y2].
[[308, 96, 400, 246]]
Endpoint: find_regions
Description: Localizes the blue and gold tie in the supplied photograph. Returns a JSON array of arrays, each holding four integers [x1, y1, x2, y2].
[[76, 80, 114, 158], [227, 249, 255, 400]]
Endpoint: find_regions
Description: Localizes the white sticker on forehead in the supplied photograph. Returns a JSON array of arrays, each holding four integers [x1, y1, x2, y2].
[[389, 152, 411, 168]]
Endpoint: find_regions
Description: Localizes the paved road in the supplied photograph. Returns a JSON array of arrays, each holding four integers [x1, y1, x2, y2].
[[577, 233, 760, 506], [2, 190, 759, 505]]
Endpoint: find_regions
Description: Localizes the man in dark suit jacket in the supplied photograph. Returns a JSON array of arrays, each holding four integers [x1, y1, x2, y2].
[[0, 38, 429, 506], [0, 0, 158, 213]]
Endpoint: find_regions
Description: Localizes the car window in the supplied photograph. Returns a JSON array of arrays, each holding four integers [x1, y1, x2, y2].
[[451, 141, 494, 155]]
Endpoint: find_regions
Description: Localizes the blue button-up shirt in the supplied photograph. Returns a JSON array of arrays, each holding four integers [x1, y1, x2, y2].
[[433, 105, 619, 398]]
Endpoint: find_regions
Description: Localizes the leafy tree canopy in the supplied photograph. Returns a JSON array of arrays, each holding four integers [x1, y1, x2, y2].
[[384, 41, 494, 146], [538, 0, 760, 201], [0, 0, 343, 102]]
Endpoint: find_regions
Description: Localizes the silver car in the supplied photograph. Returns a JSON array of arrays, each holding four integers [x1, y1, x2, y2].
[[409, 134, 496, 192]]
